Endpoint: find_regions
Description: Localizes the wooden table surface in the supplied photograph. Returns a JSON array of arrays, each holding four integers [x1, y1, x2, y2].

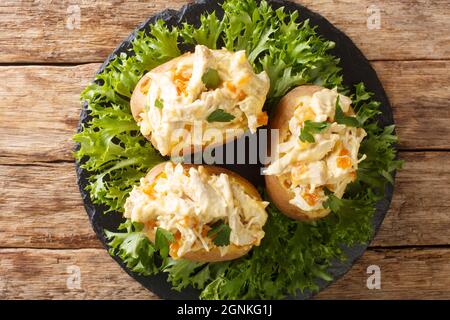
[[0, 0, 449, 300]]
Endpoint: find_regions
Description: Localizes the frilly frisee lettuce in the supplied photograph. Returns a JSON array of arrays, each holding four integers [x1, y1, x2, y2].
[[73, 0, 402, 299]]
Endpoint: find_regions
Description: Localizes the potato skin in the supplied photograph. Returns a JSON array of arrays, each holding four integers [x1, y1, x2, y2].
[[264, 85, 331, 221], [141, 161, 262, 262]]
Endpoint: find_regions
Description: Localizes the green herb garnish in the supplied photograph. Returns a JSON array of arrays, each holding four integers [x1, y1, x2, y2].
[[207, 109, 235, 122], [154, 98, 164, 109], [202, 68, 221, 89], [207, 221, 231, 247], [155, 227, 175, 259], [299, 121, 330, 143], [335, 96, 360, 127], [322, 187, 343, 212]]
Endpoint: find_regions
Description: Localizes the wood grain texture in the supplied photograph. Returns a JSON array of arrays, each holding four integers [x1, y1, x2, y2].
[[0, 152, 449, 249], [0, 0, 449, 63], [371, 152, 450, 247], [0, 248, 157, 300], [0, 161, 101, 249], [316, 248, 450, 299], [0, 64, 93, 162], [372, 60, 450, 150], [0, 0, 189, 63], [0, 247, 448, 299], [0, 60, 449, 165]]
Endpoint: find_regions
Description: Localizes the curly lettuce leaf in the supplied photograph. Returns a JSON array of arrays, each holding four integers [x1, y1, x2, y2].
[[181, 11, 224, 49], [105, 220, 158, 275]]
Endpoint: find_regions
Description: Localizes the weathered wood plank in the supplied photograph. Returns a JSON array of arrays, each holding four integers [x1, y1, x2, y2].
[[372, 60, 450, 150], [0, 0, 449, 63], [301, 0, 450, 61], [0, 161, 101, 249], [315, 248, 450, 299], [0, 247, 448, 299], [0, 248, 157, 300], [0, 61, 449, 163], [0, 152, 449, 249], [371, 152, 450, 247], [0, 0, 189, 63], [0, 64, 92, 162]]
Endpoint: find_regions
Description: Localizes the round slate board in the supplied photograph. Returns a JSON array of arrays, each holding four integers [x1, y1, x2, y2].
[[76, 0, 396, 299]]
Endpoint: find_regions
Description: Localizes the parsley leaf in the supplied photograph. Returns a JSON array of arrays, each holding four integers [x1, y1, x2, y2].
[[202, 68, 221, 89], [207, 221, 231, 246], [335, 96, 360, 127], [154, 98, 164, 109], [322, 187, 343, 212], [155, 227, 175, 259], [207, 109, 235, 122], [299, 120, 330, 143]]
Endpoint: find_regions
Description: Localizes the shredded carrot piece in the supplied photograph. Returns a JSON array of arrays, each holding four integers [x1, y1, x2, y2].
[[182, 216, 198, 227], [158, 172, 167, 179], [337, 156, 352, 169], [201, 225, 210, 238], [257, 111, 268, 126], [146, 220, 156, 229], [169, 231, 182, 258], [237, 90, 247, 101], [224, 81, 237, 93], [142, 172, 166, 197], [302, 192, 319, 206], [142, 183, 156, 198], [339, 148, 350, 156], [173, 68, 191, 96]]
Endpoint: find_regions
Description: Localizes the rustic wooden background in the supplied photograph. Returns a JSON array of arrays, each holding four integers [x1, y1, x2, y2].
[[0, 0, 449, 300]]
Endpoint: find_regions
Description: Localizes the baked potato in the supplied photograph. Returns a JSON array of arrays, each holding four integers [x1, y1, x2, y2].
[[130, 45, 270, 157], [124, 161, 268, 262], [264, 85, 367, 221]]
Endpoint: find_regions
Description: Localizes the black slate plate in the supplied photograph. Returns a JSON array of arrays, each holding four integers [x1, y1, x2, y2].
[[76, 0, 396, 299]]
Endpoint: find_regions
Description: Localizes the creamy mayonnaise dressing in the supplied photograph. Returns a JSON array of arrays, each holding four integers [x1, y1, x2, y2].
[[124, 163, 268, 258], [138, 45, 270, 156], [265, 88, 367, 212]]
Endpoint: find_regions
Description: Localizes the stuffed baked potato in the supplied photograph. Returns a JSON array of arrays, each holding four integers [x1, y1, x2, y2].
[[124, 161, 268, 262], [130, 45, 270, 157], [264, 85, 367, 221]]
